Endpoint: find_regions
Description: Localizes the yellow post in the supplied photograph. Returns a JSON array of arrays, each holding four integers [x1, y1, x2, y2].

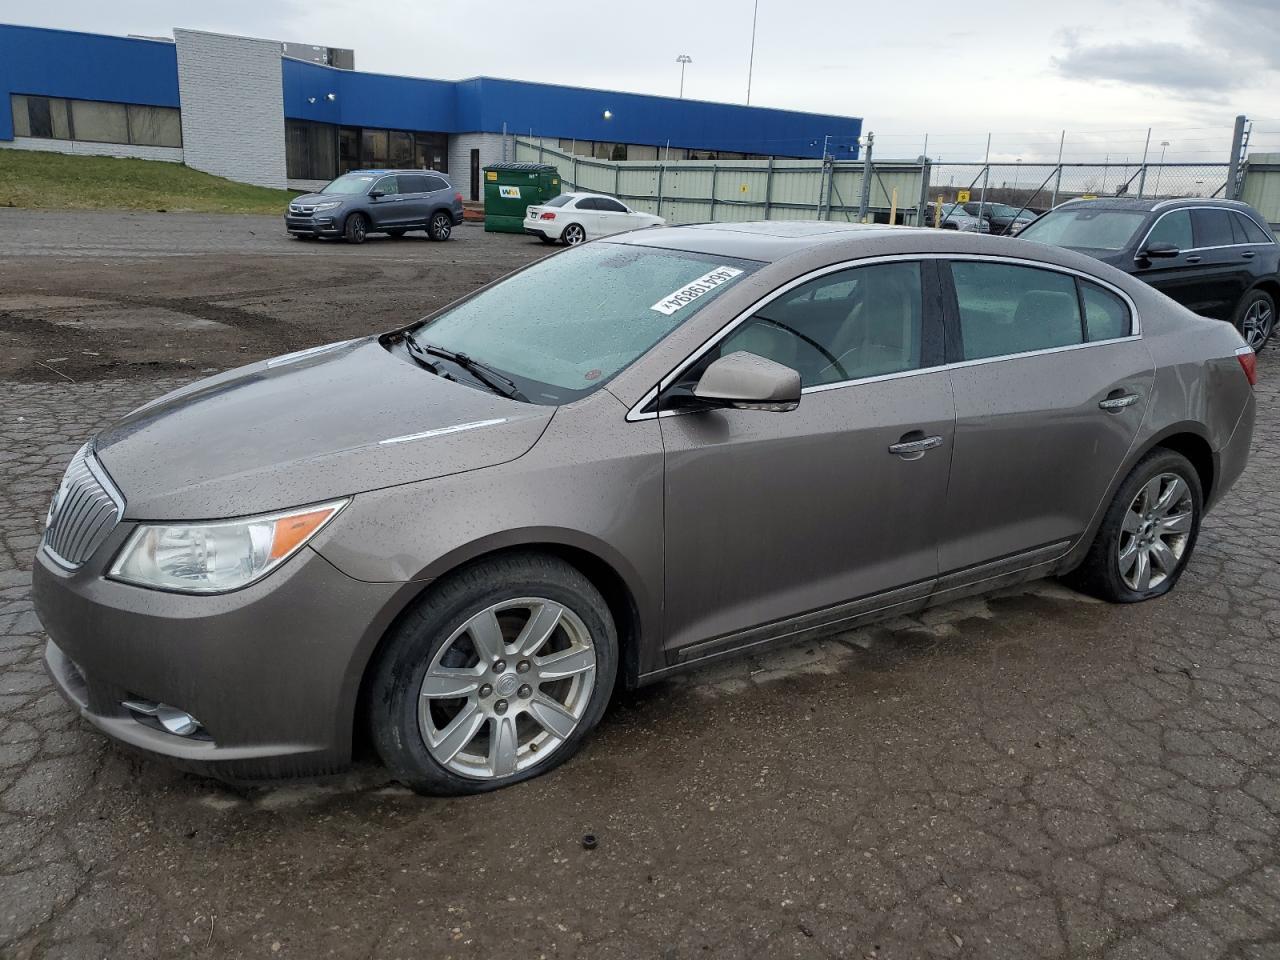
[[890, 187, 898, 226], [935, 195, 943, 228]]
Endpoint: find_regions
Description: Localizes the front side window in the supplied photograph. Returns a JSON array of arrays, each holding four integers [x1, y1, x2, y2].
[[952, 261, 1083, 360], [1145, 210, 1193, 250], [1018, 208, 1147, 251], [712, 261, 924, 387], [411, 244, 760, 404], [372, 175, 399, 195]]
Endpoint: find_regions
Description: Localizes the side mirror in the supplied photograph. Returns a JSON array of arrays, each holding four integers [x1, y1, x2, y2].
[[693, 351, 801, 412], [1140, 241, 1179, 259], [369, 190, 385, 200]]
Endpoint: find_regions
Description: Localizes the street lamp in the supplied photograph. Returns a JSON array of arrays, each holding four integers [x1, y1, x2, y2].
[[1154, 140, 1170, 196], [676, 54, 692, 98]]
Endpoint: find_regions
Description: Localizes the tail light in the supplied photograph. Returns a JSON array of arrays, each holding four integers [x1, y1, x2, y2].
[[540, 212, 556, 220], [1236, 345, 1257, 387], [454, 192, 463, 203]]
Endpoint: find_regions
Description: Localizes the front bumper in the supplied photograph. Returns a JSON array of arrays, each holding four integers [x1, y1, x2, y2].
[[284, 214, 341, 236], [33, 538, 412, 781]]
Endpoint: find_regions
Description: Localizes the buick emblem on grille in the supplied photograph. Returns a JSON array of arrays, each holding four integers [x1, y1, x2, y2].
[[42, 444, 125, 569]]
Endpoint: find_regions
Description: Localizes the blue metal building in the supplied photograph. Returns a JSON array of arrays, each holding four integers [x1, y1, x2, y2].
[[0, 22, 863, 193]]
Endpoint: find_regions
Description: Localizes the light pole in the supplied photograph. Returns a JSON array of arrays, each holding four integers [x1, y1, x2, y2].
[[676, 54, 692, 98], [1012, 158, 1022, 193], [746, 0, 759, 104], [1154, 140, 1170, 196]]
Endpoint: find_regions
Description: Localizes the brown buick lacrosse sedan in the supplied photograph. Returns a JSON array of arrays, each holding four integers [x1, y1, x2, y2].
[[34, 222, 1256, 794]]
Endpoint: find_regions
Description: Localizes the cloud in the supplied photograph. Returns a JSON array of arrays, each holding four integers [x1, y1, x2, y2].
[[1202, 0, 1280, 69], [1052, 38, 1249, 95]]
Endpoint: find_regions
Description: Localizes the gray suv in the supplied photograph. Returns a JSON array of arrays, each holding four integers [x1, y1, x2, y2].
[[285, 169, 464, 243]]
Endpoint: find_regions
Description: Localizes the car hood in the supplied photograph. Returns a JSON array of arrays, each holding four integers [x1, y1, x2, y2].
[[94, 339, 553, 519], [290, 193, 341, 206]]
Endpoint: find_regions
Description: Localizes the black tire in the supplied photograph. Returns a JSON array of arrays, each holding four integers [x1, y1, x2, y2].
[[1065, 448, 1203, 603], [344, 213, 368, 244], [369, 552, 618, 795], [562, 223, 587, 246], [388, 229, 406, 238], [428, 211, 453, 241], [1233, 288, 1274, 353]]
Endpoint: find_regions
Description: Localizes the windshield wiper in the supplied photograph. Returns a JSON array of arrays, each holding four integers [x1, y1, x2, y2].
[[402, 332, 527, 402]]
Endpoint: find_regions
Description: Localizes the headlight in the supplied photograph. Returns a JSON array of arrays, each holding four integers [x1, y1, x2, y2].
[[313, 200, 342, 212], [109, 500, 347, 593]]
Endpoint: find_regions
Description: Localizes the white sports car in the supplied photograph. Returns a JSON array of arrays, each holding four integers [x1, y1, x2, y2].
[[524, 192, 665, 245]]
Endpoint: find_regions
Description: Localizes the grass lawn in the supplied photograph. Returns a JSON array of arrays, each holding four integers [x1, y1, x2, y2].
[[0, 150, 300, 214]]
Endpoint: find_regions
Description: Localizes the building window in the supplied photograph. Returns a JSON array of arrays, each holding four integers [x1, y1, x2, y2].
[[10, 94, 180, 147], [286, 120, 449, 180]]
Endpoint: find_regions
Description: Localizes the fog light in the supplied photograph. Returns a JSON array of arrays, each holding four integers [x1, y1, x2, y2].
[[122, 699, 205, 737]]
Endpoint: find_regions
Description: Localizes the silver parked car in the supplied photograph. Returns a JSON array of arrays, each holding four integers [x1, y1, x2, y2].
[[34, 222, 1256, 795]]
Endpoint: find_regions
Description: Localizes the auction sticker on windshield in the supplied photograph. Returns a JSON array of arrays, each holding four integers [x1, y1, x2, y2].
[[650, 266, 744, 316]]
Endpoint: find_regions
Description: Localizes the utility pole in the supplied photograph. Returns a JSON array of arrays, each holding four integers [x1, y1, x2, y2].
[[1051, 130, 1065, 207], [1227, 114, 1249, 200], [977, 133, 991, 224], [858, 132, 874, 223], [746, 0, 759, 104], [676, 54, 692, 98], [1136, 127, 1152, 198], [1154, 140, 1170, 196]]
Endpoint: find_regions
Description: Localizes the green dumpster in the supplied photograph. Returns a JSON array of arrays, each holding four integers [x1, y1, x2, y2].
[[483, 162, 561, 233]]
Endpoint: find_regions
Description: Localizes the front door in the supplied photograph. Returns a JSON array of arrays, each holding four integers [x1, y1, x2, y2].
[[368, 174, 408, 228], [660, 259, 954, 658], [939, 258, 1153, 576], [1136, 208, 1226, 318]]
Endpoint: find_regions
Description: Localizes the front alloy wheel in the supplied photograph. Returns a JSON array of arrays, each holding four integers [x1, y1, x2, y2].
[[419, 599, 596, 779], [369, 553, 617, 795]]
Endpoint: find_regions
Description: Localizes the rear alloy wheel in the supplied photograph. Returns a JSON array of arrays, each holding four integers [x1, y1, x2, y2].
[[369, 553, 617, 795], [344, 213, 368, 244], [562, 223, 587, 246], [1066, 449, 1202, 603], [428, 212, 453, 241], [1235, 290, 1274, 353]]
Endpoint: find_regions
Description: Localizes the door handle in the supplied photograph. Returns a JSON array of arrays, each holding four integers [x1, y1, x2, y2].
[[1185, 255, 1202, 264], [1242, 250, 1257, 259], [1098, 393, 1139, 411], [888, 435, 944, 458]]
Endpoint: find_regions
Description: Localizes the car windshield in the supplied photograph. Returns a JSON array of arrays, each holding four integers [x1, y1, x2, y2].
[[410, 243, 760, 405], [983, 203, 1021, 217], [320, 173, 377, 195], [1018, 208, 1149, 251]]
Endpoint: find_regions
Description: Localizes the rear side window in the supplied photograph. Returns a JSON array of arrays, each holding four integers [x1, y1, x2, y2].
[[575, 197, 600, 210], [1192, 208, 1235, 248], [1080, 282, 1131, 342], [1235, 212, 1273, 244], [1145, 210, 1193, 250], [951, 262, 1083, 360], [398, 174, 428, 193], [597, 198, 628, 213]]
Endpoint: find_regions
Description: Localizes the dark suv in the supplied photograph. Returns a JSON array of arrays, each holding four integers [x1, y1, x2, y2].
[[1019, 197, 1278, 351], [285, 170, 464, 244]]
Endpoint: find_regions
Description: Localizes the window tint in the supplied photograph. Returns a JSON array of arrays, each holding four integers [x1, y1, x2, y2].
[[575, 197, 600, 210], [952, 262, 1082, 360], [27, 96, 53, 138], [423, 175, 450, 192], [597, 197, 628, 213], [1080, 282, 1131, 342], [715, 262, 924, 387], [1145, 210, 1193, 250], [398, 174, 429, 194], [1235, 212, 1273, 244], [545, 195, 574, 208], [10, 95, 176, 147], [70, 100, 128, 143], [372, 175, 399, 195], [1192, 208, 1235, 248]]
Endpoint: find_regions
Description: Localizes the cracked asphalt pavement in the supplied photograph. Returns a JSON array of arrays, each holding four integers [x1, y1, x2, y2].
[[1, 209, 1279, 959]]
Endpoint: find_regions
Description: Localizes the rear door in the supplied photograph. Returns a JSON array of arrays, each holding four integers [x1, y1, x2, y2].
[[1188, 207, 1251, 319], [660, 259, 955, 657], [397, 173, 431, 226], [939, 258, 1153, 580]]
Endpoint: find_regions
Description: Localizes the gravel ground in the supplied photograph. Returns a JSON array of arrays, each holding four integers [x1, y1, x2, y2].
[[1, 209, 1278, 959]]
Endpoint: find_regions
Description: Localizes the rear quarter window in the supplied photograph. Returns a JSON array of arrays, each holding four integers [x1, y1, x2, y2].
[[1080, 282, 1132, 342]]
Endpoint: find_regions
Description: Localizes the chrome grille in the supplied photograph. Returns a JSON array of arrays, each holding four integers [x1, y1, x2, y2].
[[42, 444, 125, 569]]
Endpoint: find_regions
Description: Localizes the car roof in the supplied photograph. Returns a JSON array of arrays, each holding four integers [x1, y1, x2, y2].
[[609, 220, 1100, 265], [343, 169, 448, 176], [1053, 196, 1255, 214]]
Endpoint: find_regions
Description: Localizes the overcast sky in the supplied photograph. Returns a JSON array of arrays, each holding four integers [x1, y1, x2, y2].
[[9, 0, 1280, 161]]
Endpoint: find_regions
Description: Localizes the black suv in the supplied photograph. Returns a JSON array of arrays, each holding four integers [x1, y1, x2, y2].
[[285, 170, 465, 244], [1019, 198, 1278, 351]]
